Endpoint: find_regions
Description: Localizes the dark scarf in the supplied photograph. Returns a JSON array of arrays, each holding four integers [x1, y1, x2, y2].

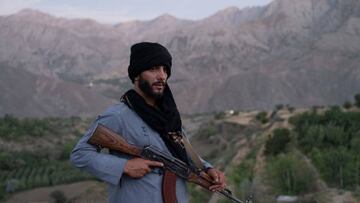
[[121, 85, 189, 164]]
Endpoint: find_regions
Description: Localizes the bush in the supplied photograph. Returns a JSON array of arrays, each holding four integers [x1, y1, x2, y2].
[[255, 112, 269, 124], [230, 160, 255, 185], [264, 128, 291, 156], [343, 101, 352, 109], [266, 153, 315, 195], [50, 190, 67, 203], [288, 106, 295, 113], [290, 109, 360, 189], [355, 93, 360, 108], [0, 152, 17, 170], [0, 115, 51, 138], [0, 182, 5, 201], [310, 148, 355, 189], [214, 112, 226, 119]]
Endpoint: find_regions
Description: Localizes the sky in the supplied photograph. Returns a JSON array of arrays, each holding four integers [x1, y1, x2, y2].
[[0, 0, 274, 23]]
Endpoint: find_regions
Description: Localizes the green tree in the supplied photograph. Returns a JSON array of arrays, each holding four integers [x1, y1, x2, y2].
[[50, 190, 67, 203], [214, 112, 226, 119], [355, 93, 360, 108], [343, 101, 352, 109], [267, 153, 314, 195], [0, 183, 6, 200], [312, 148, 351, 188], [288, 106, 295, 113], [255, 112, 269, 124], [297, 125, 326, 152], [264, 128, 291, 156]]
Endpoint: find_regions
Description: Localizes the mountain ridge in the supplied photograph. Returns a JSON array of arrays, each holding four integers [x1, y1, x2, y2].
[[1, 0, 360, 116]]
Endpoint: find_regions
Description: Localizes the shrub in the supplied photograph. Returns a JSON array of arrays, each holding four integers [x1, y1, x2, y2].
[[343, 101, 352, 109], [50, 190, 67, 203], [214, 112, 226, 119], [355, 93, 360, 108], [288, 106, 295, 113], [267, 153, 315, 195], [255, 112, 269, 124], [264, 128, 291, 156]]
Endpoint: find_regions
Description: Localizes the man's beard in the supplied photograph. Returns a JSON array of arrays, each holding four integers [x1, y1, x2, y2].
[[138, 77, 165, 100]]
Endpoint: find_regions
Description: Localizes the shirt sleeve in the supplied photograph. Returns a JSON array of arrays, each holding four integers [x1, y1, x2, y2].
[[70, 113, 128, 186]]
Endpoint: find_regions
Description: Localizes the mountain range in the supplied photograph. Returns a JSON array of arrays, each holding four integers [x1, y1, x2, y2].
[[1, 0, 360, 117]]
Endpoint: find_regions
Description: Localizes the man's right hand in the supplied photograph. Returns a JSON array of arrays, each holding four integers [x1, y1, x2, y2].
[[124, 158, 164, 178]]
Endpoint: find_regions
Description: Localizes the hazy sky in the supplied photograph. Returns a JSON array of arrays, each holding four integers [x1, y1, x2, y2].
[[0, 0, 274, 23]]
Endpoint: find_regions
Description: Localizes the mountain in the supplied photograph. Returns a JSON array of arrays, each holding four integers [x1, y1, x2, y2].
[[0, 62, 113, 117], [1, 0, 360, 116]]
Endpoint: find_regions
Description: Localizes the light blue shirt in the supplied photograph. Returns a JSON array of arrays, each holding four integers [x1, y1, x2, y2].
[[70, 102, 211, 203]]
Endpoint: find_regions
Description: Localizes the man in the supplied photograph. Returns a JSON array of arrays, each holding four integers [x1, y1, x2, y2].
[[70, 42, 226, 203]]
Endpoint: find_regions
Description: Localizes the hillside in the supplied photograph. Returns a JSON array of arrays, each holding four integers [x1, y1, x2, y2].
[[0, 63, 114, 117], [2, 104, 360, 203], [1, 0, 360, 116]]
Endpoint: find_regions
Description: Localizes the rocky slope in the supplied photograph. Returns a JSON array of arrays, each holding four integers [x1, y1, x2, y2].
[[1, 0, 359, 116], [0, 62, 113, 117]]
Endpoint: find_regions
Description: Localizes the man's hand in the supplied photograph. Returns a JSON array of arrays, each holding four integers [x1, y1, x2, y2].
[[124, 158, 163, 178], [206, 168, 227, 191]]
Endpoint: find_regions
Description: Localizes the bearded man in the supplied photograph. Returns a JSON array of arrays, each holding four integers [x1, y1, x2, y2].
[[70, 42, 226, 203]]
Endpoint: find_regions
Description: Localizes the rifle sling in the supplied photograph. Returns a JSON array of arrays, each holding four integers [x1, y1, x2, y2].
[[182, 132, 206, 171]]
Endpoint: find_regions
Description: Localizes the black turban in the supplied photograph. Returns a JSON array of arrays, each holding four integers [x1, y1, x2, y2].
[[128, 42, 172, 83]]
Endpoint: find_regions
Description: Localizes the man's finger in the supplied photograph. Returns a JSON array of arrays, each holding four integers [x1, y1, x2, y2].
[[208, 169, 219, 183], [213, 174, 219, 183], [209, 184, 223, 191], [218, 172, 226, 184], [146, 160, 164, 167]]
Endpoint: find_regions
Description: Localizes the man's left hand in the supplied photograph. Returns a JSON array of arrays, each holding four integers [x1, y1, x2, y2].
[[206, 168, 226, 191]]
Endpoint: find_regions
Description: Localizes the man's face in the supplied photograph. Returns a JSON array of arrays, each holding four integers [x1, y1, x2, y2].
[[137, 65, 168, 100]]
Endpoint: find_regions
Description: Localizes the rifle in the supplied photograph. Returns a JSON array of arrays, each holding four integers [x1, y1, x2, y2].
[[87, 123, 252, 203]]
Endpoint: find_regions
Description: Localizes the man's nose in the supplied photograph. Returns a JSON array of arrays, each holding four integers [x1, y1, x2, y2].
[[157, 67, 168, 80]]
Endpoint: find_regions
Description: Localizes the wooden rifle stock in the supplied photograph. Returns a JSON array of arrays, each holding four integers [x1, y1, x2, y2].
[[88, 124, 142, 157], [87, 124, 249, 203]]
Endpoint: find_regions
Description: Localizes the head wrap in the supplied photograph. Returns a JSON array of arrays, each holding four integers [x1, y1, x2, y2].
[[128, 42, 172, 83]]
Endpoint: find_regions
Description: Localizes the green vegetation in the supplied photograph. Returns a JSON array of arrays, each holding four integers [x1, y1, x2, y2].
[[0, 115, 82, 140], [0, 116, 92, 201], [266, 153, 315, 195], [50, 190, 67, 203], [355, 93, 360, 108], [343, 101, 352, 109], [223, 141, 262, 203], [1, 163, 93, 193], [264, 128, 291, 156], [214, 112, 226, 120], [0, 114, 52, 139], [255, 112, 269, 124], [290, 107, 360, 189], [188, 184, 211, 203], [2, 102, 360, 202], [288, 106, 295, 113]]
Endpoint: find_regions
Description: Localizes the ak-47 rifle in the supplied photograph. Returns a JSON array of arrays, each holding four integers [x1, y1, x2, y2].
[[87, 123, 252, 203]]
